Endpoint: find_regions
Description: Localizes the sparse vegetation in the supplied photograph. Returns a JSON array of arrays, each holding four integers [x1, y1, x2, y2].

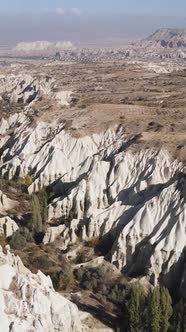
[[24, 175, 33, 187], [51, 271, 75, 290], [85, 237, 99, 248], [0, 235, 7, 249], [74, 265, 175, 332], [50, 209, 77, 226], [10, 227, 34, 249], [0, 55, 186, 331], [74, 266, 126, 304]]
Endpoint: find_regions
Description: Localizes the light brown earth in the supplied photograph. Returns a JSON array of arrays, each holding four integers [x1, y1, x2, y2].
[[0, 59, 186, 160]]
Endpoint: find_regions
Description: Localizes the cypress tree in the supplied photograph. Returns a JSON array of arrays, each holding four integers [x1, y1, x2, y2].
[[128, 286, 144, 332], [173, 305, 182, 332], [172, 299, 186, 332], [31, 193, 42, 234], [37, 189, 48, 224], [148, 287, 161, 332], [160, 287, 172, 332]]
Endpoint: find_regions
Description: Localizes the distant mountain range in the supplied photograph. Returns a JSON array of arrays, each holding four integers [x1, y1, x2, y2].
[[145, 28, 186, 48]]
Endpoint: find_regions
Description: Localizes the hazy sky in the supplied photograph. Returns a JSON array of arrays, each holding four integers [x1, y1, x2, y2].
[[0, 0, 186, 47], [1, 0, 186, 15]]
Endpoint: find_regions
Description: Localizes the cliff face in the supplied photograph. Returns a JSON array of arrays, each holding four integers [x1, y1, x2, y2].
[[0, 110, 185, 287], [145, 28, 186, 48], [0, 246, 82, 332]]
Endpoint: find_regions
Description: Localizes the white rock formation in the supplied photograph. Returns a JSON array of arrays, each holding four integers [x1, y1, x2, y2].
[[0, 191, 18, 215], [43, 224, 66, 244], [55, 91, 73, 106], [13, 41, 73, 53], [0, 216, 18, 238], [0, 74, 72, 106], [0, 110, 185, 285], [0, 246, 82, 332]]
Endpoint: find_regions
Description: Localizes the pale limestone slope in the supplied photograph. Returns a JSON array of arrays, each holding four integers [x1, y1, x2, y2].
[[0, 246, 82, 332], [0, 112, 185, 285]]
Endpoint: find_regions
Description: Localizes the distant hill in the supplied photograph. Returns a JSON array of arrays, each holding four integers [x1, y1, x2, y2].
[[145, 28, 186, 48], [12, 41, 74, 55]]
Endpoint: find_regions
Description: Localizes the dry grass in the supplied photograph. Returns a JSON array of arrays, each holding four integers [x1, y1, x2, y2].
[[0, 59, 185, 160]]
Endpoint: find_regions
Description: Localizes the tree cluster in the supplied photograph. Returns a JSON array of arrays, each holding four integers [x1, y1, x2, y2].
[[123, 286, 172, 332]]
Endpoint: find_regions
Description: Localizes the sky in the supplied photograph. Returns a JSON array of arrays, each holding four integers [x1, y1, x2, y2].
[[0, 0, 186, 15], [0, 0, 186, 47]]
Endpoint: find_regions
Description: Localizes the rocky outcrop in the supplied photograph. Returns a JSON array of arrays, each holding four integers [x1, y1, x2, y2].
[[0, 217, 18, 238], [0, 245, 83, 332], [0, 191, 18, 215], [0, 74, 72, 106], [0, 111, 185, 286]]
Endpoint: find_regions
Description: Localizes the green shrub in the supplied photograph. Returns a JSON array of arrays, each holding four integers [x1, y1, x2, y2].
[[33, 255, 49, 269], [75, 266, 127, 306], [51, 271, 75, 290], [108, 284, 126, 304], [0, 235, 6, 249], [75, 268, 84, 281], [58, 272, 74, 290], [10, 227, 34, 249], [24, 175, 33, 187], [74, 266, 107, 292], [0, 177, 27, 193]]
